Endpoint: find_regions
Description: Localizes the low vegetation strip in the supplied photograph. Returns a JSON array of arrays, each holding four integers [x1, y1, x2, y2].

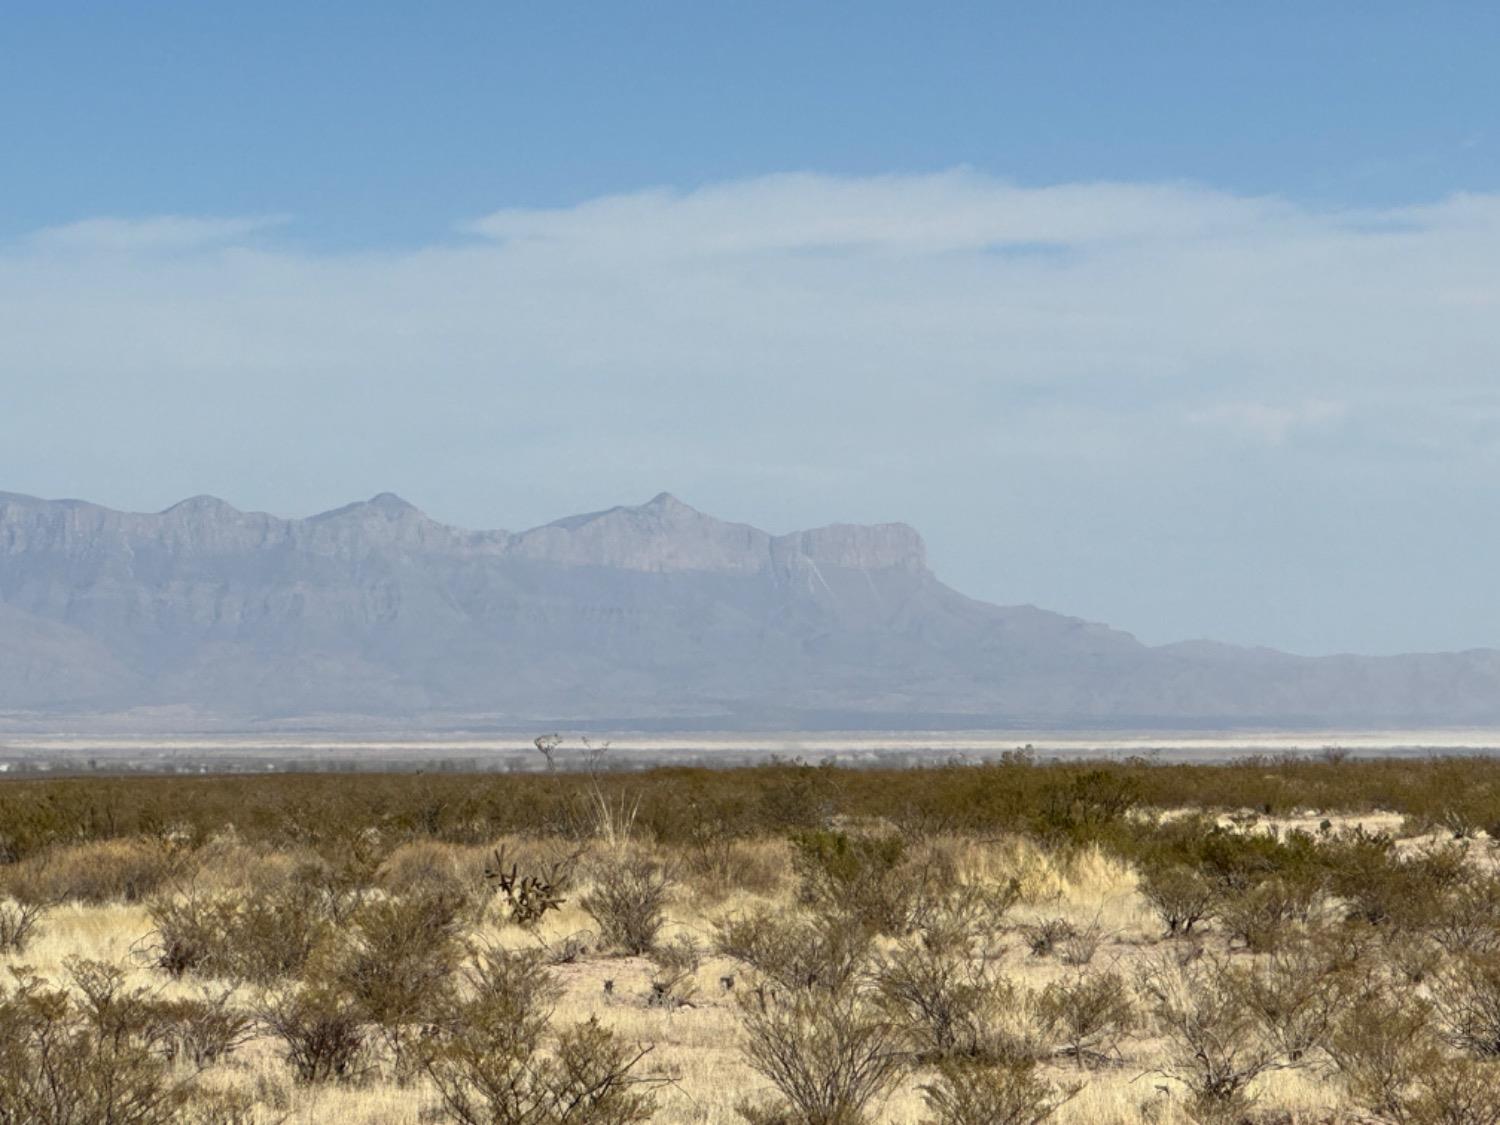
[[2, 753, 1500, 1122]]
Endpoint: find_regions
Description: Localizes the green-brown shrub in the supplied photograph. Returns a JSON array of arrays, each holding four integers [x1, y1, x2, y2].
[[872, 938, 1028, 1062], [422, 946, 660, 1124], [0, 961, 222, 1124], [1321, 830, 1462, 930], [715, 908, 872, 994], [1139, 864, 1218, 936], [378, 840, 488, 903], [791, 829, 952, 937], [1431, 874, 1500, 958], [257, 980, 368, 1083], [321, 888, 467, 1072], [6, 838, 185, 904], [681, 835, 786, 902], [1035, 970, 1136, 1069], [153, 988, 255, 1069], [146, 881, 328, 983], [1327, 990, 1445, 1121], [1134, 950, 1290, 1122], [919, 1059, 1079, 1125], [1219, 876, 1323, 952], [580, 853, 671, 955]]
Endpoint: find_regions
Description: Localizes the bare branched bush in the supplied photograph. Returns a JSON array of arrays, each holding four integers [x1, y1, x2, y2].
[[916, 877, 1020, 958], [1036, 970, 1136, 1069], [1386, 931, 1444, 986], [1431, 951, 1500, 1058], [872, 939, 1032, 1063], [919, 1059, 1080, 1125], [437, 1015, 659, 1125], [1219, 876, 1322, 953], [581, 853, 672, 955], [715, 908, 872, 994], [0, 963, 205, 1124], [1328, 989, 1424, 1115], [66, 957, 170, 1053], [1059, 916, 1106, 966], [146, 880, 328, 983], [1326, 990, 1461, 1123], [1135, 950, 1289, 1122], [1234, 934, 1358, 1065], [1399, 1059, 1500, 1125], [144, 889, 228, 978], [1139, 865, 1218, 937], [680, 827, 784, 901], [736, 986, 905, 1125], [538, 930, 596, 965], [1025, 917, 1077, 959], [422, 946, 661, 1124], [1430, 875, 1500, 958], [0, 898, 45, 953], [153, 987, 255, 1069], [257, 981, 368, 1083], [290, 833, 384, 926]]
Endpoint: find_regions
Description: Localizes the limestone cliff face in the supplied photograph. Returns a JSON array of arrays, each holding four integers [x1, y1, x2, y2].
[[1, 488, 1498, 726], [774, 523, 927, 573], [507, 493, 927, 575], [0, 490, 930, 577], [508, 493, 774, 573]]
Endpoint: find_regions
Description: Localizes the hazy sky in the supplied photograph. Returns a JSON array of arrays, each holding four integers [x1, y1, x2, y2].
[[3, 3, 1499, 656]]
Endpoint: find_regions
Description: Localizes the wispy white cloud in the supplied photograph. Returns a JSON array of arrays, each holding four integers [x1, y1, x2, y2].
[[26, 214, 287, 253], [465, 171, 1300, 256], [3, 172, 1499, 651]]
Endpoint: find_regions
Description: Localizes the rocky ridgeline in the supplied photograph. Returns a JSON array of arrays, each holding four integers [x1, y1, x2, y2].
[[0, 490, 927, 574], [2, 488, 1499, 726]]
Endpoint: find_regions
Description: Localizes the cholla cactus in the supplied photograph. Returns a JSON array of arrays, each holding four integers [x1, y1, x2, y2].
[[485, 846, 575, 927]]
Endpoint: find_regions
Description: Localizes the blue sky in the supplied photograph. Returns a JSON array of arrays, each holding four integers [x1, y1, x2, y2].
[[7, 2, 1496, 240], [3, 3, 1499, 654]]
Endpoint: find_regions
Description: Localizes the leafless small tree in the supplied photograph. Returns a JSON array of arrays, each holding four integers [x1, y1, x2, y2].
[[534, 733, 563, 772]]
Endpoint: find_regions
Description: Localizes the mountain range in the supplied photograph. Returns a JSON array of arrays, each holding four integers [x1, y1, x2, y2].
[[2, 489, 1497, 730]]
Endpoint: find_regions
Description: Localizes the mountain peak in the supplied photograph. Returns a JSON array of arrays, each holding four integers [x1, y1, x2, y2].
[[311, 492, 425, 522], [636, 491, 710, 520], [367, 492, 418, 513], [161, 495, 239, 517]]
